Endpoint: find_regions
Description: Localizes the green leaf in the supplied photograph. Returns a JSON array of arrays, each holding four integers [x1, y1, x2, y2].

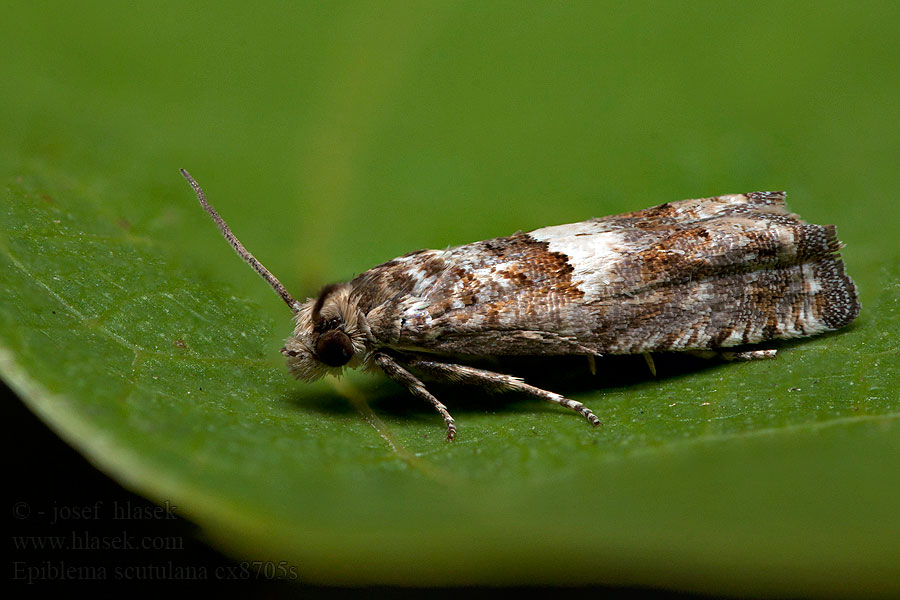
[[3, 2, 899, 596]]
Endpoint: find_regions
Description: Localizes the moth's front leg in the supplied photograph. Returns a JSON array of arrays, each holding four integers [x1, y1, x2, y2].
[[373, 352, 457, 441], [406, 357, 602, 429]]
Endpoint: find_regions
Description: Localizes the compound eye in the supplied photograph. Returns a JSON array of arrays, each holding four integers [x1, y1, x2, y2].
[[315, 330, 354, 367]]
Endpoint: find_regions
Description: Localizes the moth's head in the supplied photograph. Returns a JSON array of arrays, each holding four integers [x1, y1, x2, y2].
[[179, 170, 369, 381], [281, 284, 368, 381]]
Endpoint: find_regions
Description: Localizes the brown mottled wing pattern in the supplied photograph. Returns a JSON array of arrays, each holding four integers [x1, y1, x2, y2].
[[352, 192, 859, 357]]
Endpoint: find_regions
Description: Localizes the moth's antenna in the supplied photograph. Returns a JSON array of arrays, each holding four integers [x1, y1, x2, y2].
[[180, 169, 301, 313]]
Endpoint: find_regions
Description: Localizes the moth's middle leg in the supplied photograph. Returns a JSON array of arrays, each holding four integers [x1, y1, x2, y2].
[[406, 357, 602, 428]]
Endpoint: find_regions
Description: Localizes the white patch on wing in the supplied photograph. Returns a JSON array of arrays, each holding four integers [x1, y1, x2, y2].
[[528, 223, 629, 300]]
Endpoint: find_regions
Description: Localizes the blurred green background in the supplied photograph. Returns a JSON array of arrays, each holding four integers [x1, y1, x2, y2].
[[2, 1, 898, 595]]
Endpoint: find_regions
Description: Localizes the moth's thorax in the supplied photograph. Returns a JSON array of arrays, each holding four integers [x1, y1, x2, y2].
[[281, 284, 370, 381]]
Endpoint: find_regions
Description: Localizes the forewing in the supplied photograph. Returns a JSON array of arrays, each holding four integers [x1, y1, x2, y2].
[[384, 192, 858, 356]]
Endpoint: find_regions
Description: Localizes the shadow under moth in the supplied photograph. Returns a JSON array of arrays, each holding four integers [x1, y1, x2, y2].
[[181, 170, 859, 441]]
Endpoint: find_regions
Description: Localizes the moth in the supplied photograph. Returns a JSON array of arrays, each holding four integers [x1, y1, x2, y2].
[[181, 170, 860, 440]]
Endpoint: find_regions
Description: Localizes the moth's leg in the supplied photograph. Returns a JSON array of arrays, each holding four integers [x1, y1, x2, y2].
[[687, 349, 778, 361], [407, 358, 602, 428], [373, 352, 457, 441], [721, 349, 778, 361], [642, 352, 657, 377]]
